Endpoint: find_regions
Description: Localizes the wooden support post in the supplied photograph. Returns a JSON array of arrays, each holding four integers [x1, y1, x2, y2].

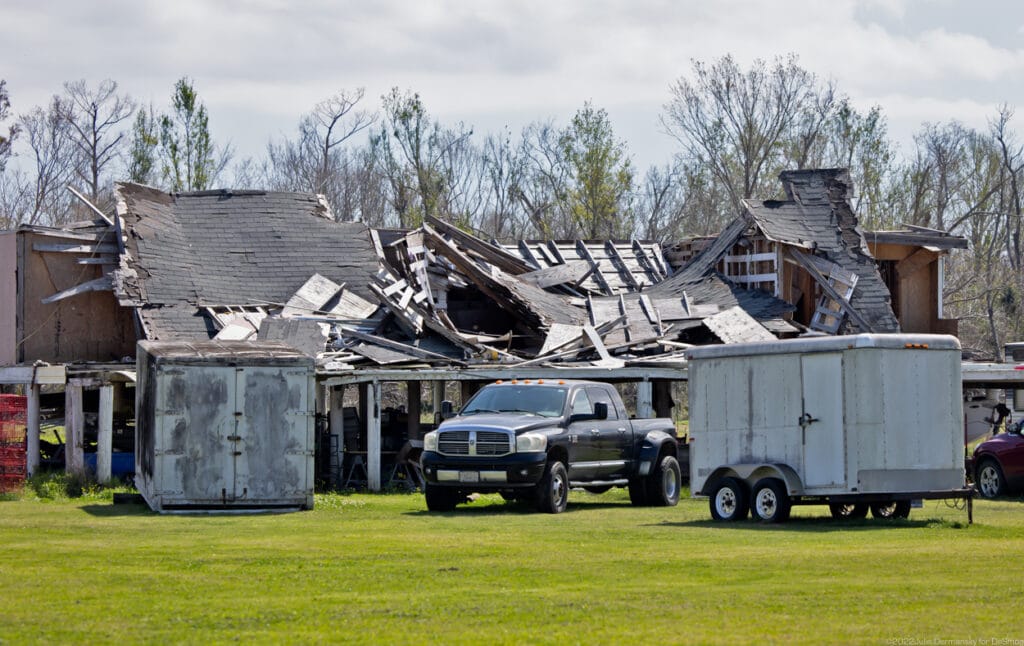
[[65, 383, 85, 476], [26, 383, 41, 476], [97, 385, 114, 484], [406, 381, 421, 440], [636, 380, 654, 419], [653, 380, 674, 420], [367, 381, 382, 492], [329, 386, 345, 489]]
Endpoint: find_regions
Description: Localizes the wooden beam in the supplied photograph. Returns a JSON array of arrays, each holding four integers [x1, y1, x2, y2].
[[65, 384, 85, 476], [32, 242, 119, 254], [425, 215, 535, 275], [41, 276, 113, 304], [407, 381, 422, 440], [67, 185, 114, 225]]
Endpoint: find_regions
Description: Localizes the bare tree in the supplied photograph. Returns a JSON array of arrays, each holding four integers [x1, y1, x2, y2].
[[662, 54, 825, 214], [58, 79, 135, 207], [0, 80, 18, 174], [266, 87, 375, 217], [370, 88, 474, 227], [19, 98, 75, 225]]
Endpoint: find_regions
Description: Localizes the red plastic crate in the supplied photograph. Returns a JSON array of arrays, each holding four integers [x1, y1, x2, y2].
[[0, 395, 27, 490]]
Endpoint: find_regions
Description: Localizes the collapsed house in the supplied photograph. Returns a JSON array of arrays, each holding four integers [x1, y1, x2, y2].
[[0, 169, 970, 494]]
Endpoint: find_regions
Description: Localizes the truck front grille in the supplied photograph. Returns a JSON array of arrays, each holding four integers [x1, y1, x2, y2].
[[436, 430, 514, 456]]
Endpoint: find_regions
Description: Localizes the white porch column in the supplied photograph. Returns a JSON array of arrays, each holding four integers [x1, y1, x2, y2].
[[26, 383, 40, 476], [367, 381, 382, 491], [636, 380, 654, 419], [96, 385, 114, 484]]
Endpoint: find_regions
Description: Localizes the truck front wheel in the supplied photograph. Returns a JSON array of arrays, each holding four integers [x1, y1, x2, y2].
[[646, 455, 682, 507], [709, 477, 748, 521], [536, 460, 569, 514], [751, 478, 791, 523], [424, 483, 460, 512]]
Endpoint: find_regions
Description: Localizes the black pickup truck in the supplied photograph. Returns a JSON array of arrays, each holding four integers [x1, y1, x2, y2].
[[420, 379, 681, 513]]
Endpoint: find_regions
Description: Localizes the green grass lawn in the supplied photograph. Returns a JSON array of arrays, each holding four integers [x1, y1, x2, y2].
[[0, 486, 1021, 644]]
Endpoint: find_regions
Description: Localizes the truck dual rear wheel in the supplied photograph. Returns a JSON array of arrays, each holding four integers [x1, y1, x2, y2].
[[646, 455, 682, 507], [751, 478, 791, 523], [709, 477, 748, 521], [536, 460, 569, 514]]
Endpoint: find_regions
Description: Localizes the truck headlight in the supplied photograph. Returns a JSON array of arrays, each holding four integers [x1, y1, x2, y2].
[[423, 431, 438, 452], [516, 433, 547, 453]]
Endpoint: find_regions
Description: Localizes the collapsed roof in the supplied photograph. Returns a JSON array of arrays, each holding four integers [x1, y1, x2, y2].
[[104, 169, 913, 370], [113, 183, 380, 341]]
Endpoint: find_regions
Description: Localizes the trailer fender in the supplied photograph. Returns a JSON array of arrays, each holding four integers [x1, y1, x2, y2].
[[636, 431, 679, 477], [699, 463, 804, 496]]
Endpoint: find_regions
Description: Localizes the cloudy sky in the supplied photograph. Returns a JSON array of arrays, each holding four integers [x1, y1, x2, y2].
[[3, 0, 1024, 172]]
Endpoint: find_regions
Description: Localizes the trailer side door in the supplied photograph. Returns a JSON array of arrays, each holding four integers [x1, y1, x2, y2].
[[801, 352, 846, 488]]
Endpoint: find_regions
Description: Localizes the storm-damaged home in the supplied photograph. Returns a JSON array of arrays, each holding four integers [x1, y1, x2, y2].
[[0, 168, 975, 508]]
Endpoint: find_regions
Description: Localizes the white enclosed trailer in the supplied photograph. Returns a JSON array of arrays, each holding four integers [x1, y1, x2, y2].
[[687, 334, 971, 523], [135, 340, 316, 513]]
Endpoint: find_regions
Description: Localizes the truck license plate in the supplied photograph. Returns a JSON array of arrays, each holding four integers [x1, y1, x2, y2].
[[459, 471, 480, 483]]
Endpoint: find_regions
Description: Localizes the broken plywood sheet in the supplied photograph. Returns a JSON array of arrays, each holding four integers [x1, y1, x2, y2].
[[213, 315, 259, 341], [281, 274, 343, 317], [702, 306, 776, 344], [257, 317, 329, 357], [538, 323, 585, 356]]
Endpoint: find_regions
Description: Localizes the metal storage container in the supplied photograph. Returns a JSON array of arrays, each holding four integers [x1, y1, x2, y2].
[[135, 340, 316, 512]]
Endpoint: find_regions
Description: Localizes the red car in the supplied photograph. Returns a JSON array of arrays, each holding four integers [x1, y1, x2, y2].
[[973, 427, 1024, 498]]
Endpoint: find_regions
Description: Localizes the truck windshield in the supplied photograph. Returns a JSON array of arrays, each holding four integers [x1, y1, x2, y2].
[[461, 386, 567, 418]]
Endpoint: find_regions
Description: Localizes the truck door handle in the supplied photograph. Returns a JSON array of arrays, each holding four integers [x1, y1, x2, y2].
[[590, 429, 600, 435], [799, 413, 819, 429]]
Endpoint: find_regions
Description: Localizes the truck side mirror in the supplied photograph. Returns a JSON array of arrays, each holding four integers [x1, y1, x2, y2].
[[441, 400, 455, 420], [593, 402, 608, 420]]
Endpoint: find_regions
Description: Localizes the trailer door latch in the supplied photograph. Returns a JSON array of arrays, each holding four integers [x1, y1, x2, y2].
[[799, 413, 819, 429]]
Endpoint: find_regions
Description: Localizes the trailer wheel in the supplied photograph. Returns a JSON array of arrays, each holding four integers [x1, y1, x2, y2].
[[424, 484, 460, 512], [976, 459, 1006, 499], [870, 500, 911, 519], [751, 478, 791, 523], [536, 460, 569, 514], [829, 503, 868, 519], [646, 455, 682, 507], [709, 477, 748, 521]]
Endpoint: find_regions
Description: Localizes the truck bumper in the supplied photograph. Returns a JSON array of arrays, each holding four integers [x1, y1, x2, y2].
[[420, 451, 547, 488]]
